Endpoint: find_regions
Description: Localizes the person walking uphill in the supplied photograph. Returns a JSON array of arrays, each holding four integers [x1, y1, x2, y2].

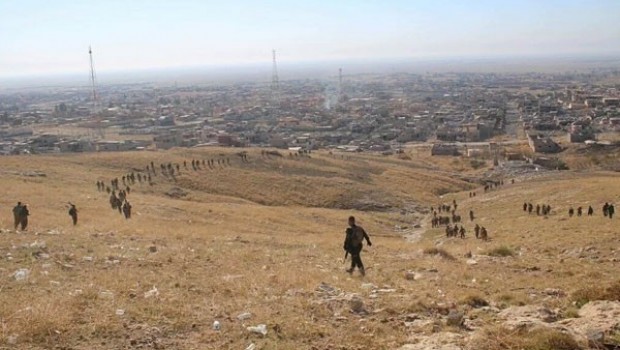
[[343, 216, 372, 276], [12, 202, 23, 230], [68, 203, 78, 225], [19, 204, 29, 231]]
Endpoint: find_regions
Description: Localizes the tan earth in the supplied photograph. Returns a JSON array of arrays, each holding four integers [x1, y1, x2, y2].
[[0, 148, 619, 349]]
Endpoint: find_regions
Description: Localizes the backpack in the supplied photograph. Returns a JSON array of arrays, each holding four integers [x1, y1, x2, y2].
[[349, 226, 364, 247]]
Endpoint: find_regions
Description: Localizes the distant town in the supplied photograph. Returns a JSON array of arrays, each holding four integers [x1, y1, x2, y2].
[[1, 67, 619, 166]]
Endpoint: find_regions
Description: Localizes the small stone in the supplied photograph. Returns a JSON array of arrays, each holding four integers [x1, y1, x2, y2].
[[247, 324, 268, 336], [349, 296, 365, 313], [446, 310, 464, 327], [13, 268, 29, 281], [361, 283, 376, 289], [148, 246, 157, 253], [466, 259, 478, 265], [237, 312, 252, 321]]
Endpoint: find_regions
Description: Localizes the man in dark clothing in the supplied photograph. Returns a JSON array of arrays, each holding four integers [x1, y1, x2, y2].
[[588, 206, 594, 216], [603, 203, 609, 217], [68, 203, 78, 225], [12, 202, 22, 230], [122, 201, 132, 219], [609, 204, 615, 219], [343, 216, 372, 276], [20, 205, 29, 230]]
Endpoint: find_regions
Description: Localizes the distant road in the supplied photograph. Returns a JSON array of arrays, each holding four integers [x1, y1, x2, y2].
[[405, 140, 527, 148]]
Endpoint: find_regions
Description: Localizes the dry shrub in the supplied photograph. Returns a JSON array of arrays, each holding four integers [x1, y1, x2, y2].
[[462, 294, 489, 308], [423, 247, 456, 261], [485, 246, 516, 257], [571, 280, 620, 307], [473, 326, 582, 350]]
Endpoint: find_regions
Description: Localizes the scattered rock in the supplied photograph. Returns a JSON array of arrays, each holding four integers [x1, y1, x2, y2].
[[115, 309, 125, 316], [99, 291, 114, 298], [399, 332, 464, 350], [543, 288, 565, 297], [7, 334, 18, 345], [466, 259, 478, 265], [245, 344, 256, 350], [148, 246, 157, 253], [13, 268, 29, 281], [247, 324, 268, 336], [144, 286, 159, 299], [446, 310, 464, 327], [559, 301, 620, 344], [165, 187, 188, 198], [237, 312, 252, 321], [361, 283, 377, 290], [349, 296, 365, 314], [405, 271, 423, 281], [498, 305, 560, 331]]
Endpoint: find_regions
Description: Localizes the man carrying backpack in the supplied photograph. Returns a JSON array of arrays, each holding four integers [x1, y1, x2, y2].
[[343, 216, 372, 276]]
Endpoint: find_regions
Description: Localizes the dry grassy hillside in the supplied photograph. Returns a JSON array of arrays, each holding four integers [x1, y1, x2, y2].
[[0, 149, 619, 350]]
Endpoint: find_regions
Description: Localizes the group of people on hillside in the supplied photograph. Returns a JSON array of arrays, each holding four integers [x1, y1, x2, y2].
[[524, 202, 552, 216], [431, 200, 489, 241], [565, 203, 614, 218], [9, 202, 78, 231]]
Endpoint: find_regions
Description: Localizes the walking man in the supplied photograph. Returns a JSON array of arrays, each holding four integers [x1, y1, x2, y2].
[[343, 216, 372, 276], [12, 202, 23, 230], [68, 203, 78, 226]]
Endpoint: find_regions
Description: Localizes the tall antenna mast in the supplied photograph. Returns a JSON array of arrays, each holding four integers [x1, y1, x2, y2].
[[271, 49, 280, 109], [88, 46, 98, 112], [338, 67, 343, 102]]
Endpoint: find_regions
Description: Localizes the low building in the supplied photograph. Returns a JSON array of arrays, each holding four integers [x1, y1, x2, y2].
[[154, 133, 183, 149], [96, 140, 145, 152], [58, 139, 95, 152], [431, 144, 459, 156], [527, 133, 561, 153]]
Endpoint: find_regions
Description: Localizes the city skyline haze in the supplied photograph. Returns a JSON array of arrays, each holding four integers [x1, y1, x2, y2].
[[1, 0, 619, 78]]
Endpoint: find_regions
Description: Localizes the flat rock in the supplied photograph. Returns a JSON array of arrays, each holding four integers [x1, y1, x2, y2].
[[558, 301, 620, 343], [399, 332, 464, 350]]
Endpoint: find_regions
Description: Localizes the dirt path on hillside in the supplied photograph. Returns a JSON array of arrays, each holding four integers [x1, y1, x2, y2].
[[394, 212, 431, 243]]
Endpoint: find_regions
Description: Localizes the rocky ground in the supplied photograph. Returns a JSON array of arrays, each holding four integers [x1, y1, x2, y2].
[[0, 149, 619, 349]]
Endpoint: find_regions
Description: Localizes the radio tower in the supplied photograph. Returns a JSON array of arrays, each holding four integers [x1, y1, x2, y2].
[[88, 46, 98, 112], [338, 67, 343, 102], [271, 49, 280, 109]]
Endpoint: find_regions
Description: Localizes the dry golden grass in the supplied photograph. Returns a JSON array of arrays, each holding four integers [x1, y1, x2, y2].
[[0, 148, 619, 349]]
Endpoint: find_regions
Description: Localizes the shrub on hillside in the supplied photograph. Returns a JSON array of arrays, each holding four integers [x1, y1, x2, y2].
[[472, 326, 582, 350], [571, 280, 620, 308], [423, 247, 456, 261], [470, 159, 487, 170], [485, 246, 516, 257], [462, 294, 489, 308]]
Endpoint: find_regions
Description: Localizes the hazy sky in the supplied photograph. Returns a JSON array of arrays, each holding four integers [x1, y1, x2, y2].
[[1, 0, 619, 77]]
